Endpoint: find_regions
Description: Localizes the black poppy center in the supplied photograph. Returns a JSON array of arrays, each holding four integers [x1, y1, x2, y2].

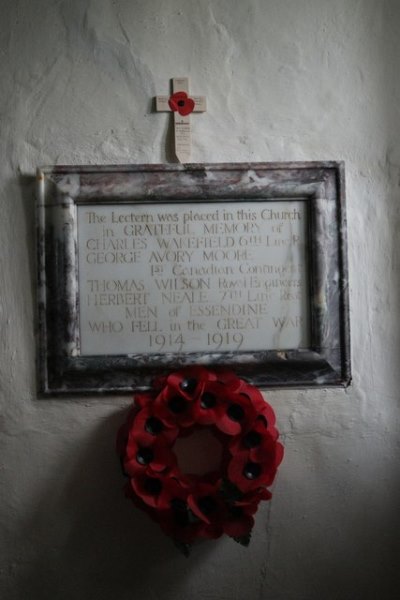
[[243, 462, 262, 480], [244, 430, 262, 449], [177, 100, 185, 107], [200, 392, 216, 409], [227, 403, 245, 422], [198, 495, 217, 515], [145, 417, 164, 435], [144, 477, 163, 495], [136, 447, 154, 465], [179, 378, 198, 394], [168, 395, 187, 414]]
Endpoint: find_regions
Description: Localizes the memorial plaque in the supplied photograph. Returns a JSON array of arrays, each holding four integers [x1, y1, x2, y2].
[[36, 163, 351, 394], [77, 202, 309, 355]]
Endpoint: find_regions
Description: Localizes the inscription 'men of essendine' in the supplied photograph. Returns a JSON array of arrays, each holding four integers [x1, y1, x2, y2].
[[77, 201, 310, 355]]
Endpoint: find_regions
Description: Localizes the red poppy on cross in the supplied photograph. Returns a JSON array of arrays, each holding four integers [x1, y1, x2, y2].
[[155, 78, 207, 163]]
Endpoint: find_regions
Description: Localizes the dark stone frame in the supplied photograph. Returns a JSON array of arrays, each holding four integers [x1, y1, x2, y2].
[[36, 162, 351, 395]]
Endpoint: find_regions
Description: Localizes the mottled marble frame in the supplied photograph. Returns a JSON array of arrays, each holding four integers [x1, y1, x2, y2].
[[36, 162, 350, 395]]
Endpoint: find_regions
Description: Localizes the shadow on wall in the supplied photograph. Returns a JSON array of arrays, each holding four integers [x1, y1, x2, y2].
[[152, 95, 179, 164], [19, 175, 37, 310], [14, 407, 214, 600]]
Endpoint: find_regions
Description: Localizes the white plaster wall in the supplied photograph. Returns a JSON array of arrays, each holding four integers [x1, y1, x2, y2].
[[1, 1, 400, 598]]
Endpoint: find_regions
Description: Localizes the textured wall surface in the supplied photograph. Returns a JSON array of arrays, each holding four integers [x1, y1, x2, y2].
[[1, 1, 400, 599]]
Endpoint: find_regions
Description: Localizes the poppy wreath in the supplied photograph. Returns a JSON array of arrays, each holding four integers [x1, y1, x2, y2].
[[117, 366, 284, 555]]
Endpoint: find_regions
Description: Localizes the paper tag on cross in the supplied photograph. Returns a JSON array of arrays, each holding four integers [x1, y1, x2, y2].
[[155, 78, 206, 163]]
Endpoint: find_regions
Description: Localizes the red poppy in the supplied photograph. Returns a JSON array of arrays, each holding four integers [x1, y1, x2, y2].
[[187, 482, 225, 525], [152, 367, 214, 428], [165, 366, 214, 400], [130, 406, 179, 445], [131, 473, 184, 509], [229, 417, 279, 458], [123, 431, 177, 477], [191, 380, 228, 425], [240, 382, 278, 436], [227, 440, 284, 493], [168, 91, 195, 116], [154, 390, 196, 428], [216, 391, 258, 436]]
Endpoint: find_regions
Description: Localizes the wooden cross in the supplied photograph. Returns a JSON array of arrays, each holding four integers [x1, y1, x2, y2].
[[155, 77, 207, 163]]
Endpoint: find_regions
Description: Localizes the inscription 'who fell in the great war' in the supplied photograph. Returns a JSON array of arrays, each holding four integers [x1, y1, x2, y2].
[[77, 201, 310, 355]]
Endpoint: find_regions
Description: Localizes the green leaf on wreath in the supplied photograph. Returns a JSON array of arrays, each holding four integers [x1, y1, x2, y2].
[[174, 539, 191, 557], [233, 531, 252, 547], [220, 478, 244, 502]]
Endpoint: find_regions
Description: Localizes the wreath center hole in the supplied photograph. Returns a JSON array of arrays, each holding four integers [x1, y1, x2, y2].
[[174, 428, 223, 476]]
